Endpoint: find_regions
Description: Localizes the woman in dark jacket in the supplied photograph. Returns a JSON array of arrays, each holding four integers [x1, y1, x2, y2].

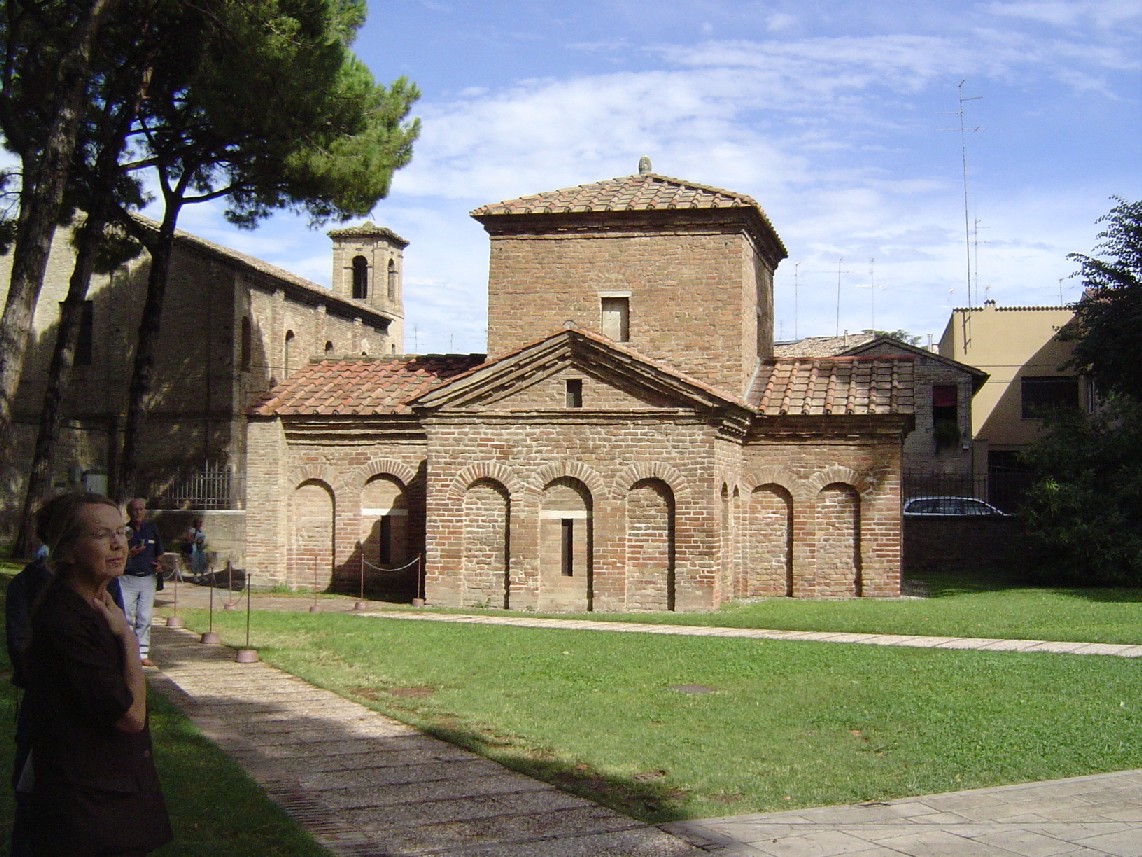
[[23, 492, 172, 856]]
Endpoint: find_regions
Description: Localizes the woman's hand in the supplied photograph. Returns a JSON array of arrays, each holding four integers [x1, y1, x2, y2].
[[93, 590, 132, 640]]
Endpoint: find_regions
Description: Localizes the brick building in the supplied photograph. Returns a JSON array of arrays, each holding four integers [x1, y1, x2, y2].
[[776, 334, 987, 494], [0, 219, 404, 539], [247, 162, 916, 610]]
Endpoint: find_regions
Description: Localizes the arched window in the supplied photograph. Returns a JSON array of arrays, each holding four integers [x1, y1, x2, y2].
[[351, 255, 368, 300], [387, 259, 397, 300], [324, 340, 334, 356]]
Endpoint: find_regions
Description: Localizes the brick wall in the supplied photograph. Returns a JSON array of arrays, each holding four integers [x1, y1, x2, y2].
[[484, 220, 770, 395], [0, 226, 394, 534]]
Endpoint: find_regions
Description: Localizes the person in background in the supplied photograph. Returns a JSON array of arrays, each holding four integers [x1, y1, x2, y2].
[[23, 491, 172, 856], [186, 517, 207, 580], [122, 498, 162, 667]]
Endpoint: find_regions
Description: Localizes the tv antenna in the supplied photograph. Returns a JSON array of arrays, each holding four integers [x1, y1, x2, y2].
[[854, 258, 882, 331], [835, 257, 852, 337], [943, 81, 982, 310]]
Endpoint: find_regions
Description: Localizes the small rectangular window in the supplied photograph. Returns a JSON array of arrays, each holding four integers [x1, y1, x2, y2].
[[565, 378, 583, 408], [1021, 376, 1079, 419], [74, 300, 94, 366], [601, 297, 629, 342], [379, 515, 392, 565], [932, 384, 959, 450], [561, 519, 574, 576]]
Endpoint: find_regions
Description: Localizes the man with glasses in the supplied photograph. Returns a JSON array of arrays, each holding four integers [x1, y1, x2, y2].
[[122, 498, 163, 666]]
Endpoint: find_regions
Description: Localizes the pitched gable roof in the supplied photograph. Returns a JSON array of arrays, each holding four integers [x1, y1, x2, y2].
[[412, 324, 754, 414], [749, 357, 915, 417], [774, 333, 877, 358], [249, 354, 486, 417]]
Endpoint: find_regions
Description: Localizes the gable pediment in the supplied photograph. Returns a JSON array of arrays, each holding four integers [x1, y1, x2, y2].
[[412, 327, 751, 416]]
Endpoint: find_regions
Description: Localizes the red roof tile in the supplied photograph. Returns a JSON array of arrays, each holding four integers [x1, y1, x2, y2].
[[471, 171, 776, 226], [250, 355, 486, 417], [750, 357, 915, 417]]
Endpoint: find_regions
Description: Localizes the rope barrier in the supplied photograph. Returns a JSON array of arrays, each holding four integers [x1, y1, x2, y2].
[[360, 554, 421, 574]]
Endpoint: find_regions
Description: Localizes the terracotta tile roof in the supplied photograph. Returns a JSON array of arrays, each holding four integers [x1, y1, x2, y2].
[[749, 357, 915, 416], [471, 170, 776, 227], [773, 333, 877, 358], [326, 220, 408, 247], [250, 354, 486, 417]]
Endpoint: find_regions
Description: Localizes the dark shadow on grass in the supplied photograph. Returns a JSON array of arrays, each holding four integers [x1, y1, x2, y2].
[[911, 569, 1142, 603]]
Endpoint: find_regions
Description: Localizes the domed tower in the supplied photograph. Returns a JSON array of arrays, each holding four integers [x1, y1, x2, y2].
[[328, 221, 408, 353]]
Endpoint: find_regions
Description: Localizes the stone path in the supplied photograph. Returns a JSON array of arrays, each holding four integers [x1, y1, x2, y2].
[[150, 624, 704, 856], [355, 610, 1142, 658], [149, 589, 1142, 855]]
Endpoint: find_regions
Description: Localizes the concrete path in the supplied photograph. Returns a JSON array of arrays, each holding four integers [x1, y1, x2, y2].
[[149, 589, 1142, 855], [662, 771, 1142, 856]]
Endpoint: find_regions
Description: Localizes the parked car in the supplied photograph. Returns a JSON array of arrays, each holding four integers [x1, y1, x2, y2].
[[903, 496, 1011, 518]]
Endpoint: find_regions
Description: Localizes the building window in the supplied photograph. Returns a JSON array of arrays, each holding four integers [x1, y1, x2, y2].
[[379, 515, 392, 565], [324, 340, 334, 356], [284, 330, 295, 377], [351, 255, 368, 300], [1021, 376, 1079, 419], [387, 259, 397, 300], [561, 519, 574, 576], [74, 300, 94, 366], [601, 296, 629, 342], [932, 384, 959, 450], [565, 378, 583, 408]]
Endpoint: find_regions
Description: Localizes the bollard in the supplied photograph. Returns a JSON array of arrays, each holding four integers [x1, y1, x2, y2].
[[235, 573, 258, 663]]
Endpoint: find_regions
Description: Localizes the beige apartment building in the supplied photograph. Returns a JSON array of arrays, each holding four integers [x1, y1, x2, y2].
[[938, 301, 1087, 508]]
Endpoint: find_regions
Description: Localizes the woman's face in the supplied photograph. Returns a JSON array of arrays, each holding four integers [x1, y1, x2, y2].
[[66, 503, 128, 581]]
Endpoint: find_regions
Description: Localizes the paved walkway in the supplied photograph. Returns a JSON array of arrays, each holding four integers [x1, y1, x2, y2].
[[149, 588, 1142, 855]]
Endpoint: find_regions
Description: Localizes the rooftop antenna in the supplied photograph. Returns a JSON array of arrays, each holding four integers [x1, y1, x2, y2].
[[793, 262, 800, 340], [868, 258, 878, 330], [835, 257, 851, 337], [955, 81, 982, 309]]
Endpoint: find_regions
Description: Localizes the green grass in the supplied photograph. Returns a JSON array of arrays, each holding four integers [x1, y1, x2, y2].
[[6, 558, 1140, 836], [568, 571, 1142, 644], [365, 568, 1142, 644], [171, 606, 1142, 823], [0, 567, 332, 856]]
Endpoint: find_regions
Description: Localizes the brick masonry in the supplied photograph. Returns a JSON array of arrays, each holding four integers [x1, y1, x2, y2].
[[244, 170, 911, 609]]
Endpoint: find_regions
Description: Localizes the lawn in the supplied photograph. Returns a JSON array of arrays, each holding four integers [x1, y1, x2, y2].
[[168, 603, 1142, 823], [4, 560, 1141, 833], [574, 570, 1142, 644]]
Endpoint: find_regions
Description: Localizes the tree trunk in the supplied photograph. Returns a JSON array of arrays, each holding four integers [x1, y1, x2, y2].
[[0, 0, 121, 481], [114, 207, 178, 501], [12, 213, 107, 556]]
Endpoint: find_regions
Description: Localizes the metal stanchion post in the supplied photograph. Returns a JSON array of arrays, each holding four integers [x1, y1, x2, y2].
[[355, 541, 367, 610], [235, 573, 258, 663], [309, 554, 319, 612], [165, 554, 184, 628], [412, 554, 425, 607], [200, 565, 220, 644]]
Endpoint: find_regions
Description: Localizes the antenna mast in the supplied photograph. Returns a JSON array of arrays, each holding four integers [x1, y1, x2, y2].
[[957, 81, 982, 308]]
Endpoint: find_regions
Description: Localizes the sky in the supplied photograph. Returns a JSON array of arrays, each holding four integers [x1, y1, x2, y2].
[[174, 0, 1141, 355]]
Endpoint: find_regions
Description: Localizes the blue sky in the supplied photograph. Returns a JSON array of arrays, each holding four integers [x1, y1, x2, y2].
[[177, 1, 1141, 354]]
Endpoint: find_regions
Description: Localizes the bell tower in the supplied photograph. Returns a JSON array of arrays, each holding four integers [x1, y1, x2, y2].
[[328, 221, 408, 353]]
